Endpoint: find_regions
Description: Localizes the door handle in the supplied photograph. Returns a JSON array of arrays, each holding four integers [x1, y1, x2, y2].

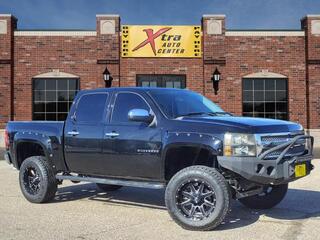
[[67, 131, 79, 136], [105, 132, 120, 138]]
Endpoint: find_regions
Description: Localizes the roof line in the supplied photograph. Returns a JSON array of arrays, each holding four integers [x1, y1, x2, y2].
[[96, 14, 120, 18], [227, 29, 303, 32], [16, 29, 95, 31]]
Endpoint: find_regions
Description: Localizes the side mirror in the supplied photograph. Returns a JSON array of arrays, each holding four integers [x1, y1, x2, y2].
[[128, 109, 154, 123]]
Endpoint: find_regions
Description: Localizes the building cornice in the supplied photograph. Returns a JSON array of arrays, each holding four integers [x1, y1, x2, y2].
[[226, 31, 305, 36], [0, 14, 17, 20], [96, 14, 120, 18], [14, 31, 96, 36], [202, 14, 226, 19], [301, 14, 320, 21]]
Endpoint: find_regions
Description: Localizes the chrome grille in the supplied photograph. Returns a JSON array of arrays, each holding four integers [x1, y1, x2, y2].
[[261, 135, 291, 143], [258, 133, 306, 160]]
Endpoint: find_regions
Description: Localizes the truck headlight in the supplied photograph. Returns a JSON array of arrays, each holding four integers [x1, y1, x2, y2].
[[224, 133, 256, 156]]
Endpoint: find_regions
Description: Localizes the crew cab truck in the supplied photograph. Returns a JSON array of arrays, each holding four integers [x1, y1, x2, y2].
[[4, 88, 314, 231]]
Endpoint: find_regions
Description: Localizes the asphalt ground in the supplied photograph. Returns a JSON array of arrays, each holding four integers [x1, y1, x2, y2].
[[0, 160, 319, 240]]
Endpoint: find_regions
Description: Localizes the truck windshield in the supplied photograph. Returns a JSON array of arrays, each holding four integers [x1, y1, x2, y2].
[[148, 89, 229, 119]]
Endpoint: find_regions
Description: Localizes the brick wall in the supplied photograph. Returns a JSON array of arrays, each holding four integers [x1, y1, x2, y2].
[[201, 16, 308, 127], [0, 15, 16, 128], [302, 16, 320, 129], [13, 15, 120, 121], [224, 35, 306, 125], [120, 58, 204, 93], [96, 15, 120, 87], [202, 15, 228, 112], [14, 35, 98, 120], [0, 13, 319, 132]]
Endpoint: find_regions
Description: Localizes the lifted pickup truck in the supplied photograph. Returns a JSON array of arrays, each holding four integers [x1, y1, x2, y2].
[[4, 87, 314, 231]]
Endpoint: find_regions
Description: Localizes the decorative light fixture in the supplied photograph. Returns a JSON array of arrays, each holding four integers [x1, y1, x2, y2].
[[103, 67, 113, 88], [211, 67, 221, 95]]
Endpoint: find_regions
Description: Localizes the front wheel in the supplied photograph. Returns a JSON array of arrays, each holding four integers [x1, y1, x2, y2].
[[165, 166, 231, 231], [239, 184, 288, 209]]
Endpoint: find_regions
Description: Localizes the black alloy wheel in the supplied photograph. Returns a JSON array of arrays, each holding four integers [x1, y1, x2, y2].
[[23, 167, 41, 195], [176, 180, 216, 221], [165, 166, 231, 231]]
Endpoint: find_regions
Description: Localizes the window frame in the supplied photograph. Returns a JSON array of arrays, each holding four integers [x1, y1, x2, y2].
[[110, 91, 153, 125], [242, 78, 289, 120], [32, 78, 80, 121], [136, 74, 187, 88], [73, 92, 109, 125]]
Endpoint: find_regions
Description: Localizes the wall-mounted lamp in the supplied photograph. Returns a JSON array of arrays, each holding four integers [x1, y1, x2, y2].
[[103, 66, 113, 88], [211, 68, 221, 95]]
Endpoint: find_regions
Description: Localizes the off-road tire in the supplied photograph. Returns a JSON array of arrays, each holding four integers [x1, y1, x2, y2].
[[96, 183, 122, 192], [19, 156, 57, 203], [239, 184, 288, 209], [165, 165, 231, 231]]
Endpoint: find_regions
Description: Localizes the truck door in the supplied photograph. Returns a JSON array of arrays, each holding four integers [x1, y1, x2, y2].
[[102, 91, 162, 180], [64, 92, 109, 175]]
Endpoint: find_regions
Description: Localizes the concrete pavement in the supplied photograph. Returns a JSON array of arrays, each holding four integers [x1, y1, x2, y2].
[[0, 160, 319, 240]]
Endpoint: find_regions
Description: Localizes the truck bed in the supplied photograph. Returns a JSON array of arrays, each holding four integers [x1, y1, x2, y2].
[[6, 121, 64, 134]]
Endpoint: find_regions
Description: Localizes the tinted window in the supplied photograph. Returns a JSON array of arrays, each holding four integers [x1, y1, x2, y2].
[[148, 89, 225, 119], [242, 78, 288, 120], [112, 93, 150, 123], [33, 78, 79, 121], [75, 93, 108, 123]]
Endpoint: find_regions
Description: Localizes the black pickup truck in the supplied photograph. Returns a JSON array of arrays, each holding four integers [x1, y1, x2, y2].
[[4, 87, 314, 231]]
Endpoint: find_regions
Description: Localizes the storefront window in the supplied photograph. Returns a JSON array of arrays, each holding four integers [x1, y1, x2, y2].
[[137, 75, 186, 88], [33, 78, 79, 121], [242, 78, 288, 120]]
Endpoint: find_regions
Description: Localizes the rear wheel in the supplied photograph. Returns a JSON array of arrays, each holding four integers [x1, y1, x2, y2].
[[239, 184, 288, 209], [165, 166, 231, 231], [96, 183, 122, 192], [19, 156, 57, 203]]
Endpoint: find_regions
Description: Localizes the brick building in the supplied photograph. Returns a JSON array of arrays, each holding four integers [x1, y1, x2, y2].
[[0, 14, 319, 144]]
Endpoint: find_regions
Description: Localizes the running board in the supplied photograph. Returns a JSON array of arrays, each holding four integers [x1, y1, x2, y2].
[[56, 174, 166, 189]]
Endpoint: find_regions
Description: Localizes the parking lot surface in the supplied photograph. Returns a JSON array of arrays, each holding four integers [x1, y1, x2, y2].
[[0, 160, 319, 240]]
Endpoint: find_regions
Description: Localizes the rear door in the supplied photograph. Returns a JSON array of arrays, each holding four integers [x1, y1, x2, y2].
[[64, 92, 109, 174]]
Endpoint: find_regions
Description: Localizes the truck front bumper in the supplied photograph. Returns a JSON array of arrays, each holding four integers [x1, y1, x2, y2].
[[217, 135, 314, 185]]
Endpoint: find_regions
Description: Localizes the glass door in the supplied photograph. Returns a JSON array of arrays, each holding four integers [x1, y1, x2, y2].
[[137, 75, 186, 88]]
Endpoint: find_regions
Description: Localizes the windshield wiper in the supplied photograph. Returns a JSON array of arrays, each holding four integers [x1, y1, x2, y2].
[[175, 111, 232, 118], [175, 112, 208, 118], [207, 112, 233, 116]]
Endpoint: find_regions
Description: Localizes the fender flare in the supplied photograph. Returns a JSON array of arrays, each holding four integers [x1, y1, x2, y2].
[[13, 132, 56, 169], [161, 131, 223, 179]]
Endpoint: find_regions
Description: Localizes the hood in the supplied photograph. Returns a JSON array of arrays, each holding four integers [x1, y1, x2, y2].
[[179, 116, 302, 134]]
